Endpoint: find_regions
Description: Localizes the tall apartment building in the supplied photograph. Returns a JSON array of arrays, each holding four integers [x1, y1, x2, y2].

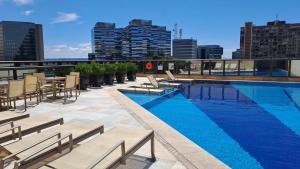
[[240, 20, 300, 59], [197, 45, 223, 59], [89, 19, 171, 60], [172, 39, 197, 59], [0, 21, 44, 61]]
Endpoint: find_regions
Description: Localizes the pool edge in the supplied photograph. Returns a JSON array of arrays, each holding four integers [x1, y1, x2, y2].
[[109, 88, 230, 169]]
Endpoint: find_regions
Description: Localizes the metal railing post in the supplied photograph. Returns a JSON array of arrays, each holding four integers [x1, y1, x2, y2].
[[238, 60, 241, 76], [288, 59, 292, 77], [223, 60, 226, 76], [200, 60, 204, 75], [253, 60, 256, 76], [188, 61, 191, 75], [209, 60, 212, 75]]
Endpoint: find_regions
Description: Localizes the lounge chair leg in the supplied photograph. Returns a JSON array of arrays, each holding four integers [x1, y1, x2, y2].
[[75, 89, 77, 100], [120, 141, 126, 165], [37, 93, 39, 105], [64, 91, 66, 104], [24, 95, 27, 111], [7, 98, 9, 110], [14, 98, 16, 109], [150, 135, 156, 162]]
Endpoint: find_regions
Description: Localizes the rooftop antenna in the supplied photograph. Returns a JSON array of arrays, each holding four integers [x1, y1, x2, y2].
[[179, 28, 183, 39], [173, 23, 178, 39]]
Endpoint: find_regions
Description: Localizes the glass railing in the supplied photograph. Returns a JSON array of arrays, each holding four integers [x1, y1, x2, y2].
[[0, 59, 299, 80]]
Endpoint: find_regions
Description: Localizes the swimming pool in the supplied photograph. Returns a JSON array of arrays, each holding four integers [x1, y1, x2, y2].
[[123, 81, 300, 169]]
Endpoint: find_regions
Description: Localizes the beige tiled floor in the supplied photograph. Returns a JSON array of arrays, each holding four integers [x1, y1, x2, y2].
[[13, 78, 186, 169]]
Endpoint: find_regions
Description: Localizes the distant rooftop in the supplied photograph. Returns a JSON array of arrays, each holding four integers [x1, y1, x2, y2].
[[129, 19, 152, 26], [94, 22, 116, 28]]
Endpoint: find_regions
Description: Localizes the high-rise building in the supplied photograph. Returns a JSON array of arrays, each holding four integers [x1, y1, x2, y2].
[[89, 19, 171, 60], [197, 45, 223, 59], [172, 39, 197, 59], [232, 49, 241, 59], [90, 22, 122, 60], [240, 20, 300, 59], [0, 21, 44, 61]]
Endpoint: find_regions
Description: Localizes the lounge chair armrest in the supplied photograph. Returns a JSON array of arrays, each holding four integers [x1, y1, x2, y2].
[[12, 133, 73, 168], [0, 121, 14, 128], [86, 140, 125, 169], [0, 125, 22, 138], [2, 132, 66, 162]]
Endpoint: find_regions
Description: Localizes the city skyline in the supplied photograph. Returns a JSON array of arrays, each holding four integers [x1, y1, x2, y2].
[[1, 0, 300, 59]]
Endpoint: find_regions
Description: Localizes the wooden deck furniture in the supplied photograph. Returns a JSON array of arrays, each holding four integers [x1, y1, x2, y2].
[[146, 75, 181, 88], [0, 116, 64, 144], [24, 75, 39, 110], [44, 77, 66, 100], [0, 80, 24, 110], [33, 73, 52, 100], [59, 75, 77, 104], [40, 127, 155, 169], [69, 72, 80, 96], [0, 111, 29, 124], [0, 121, 104, 169]]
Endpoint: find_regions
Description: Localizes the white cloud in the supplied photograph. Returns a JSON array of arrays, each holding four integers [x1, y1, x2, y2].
[[45, 43, 91, 58], [13, 0, 33, 5], [22, 10, 33, 16], [51, 12, 80, 24]]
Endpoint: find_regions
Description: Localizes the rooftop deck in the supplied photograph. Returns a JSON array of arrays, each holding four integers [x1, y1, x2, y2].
[[4, 77, 229, 169]]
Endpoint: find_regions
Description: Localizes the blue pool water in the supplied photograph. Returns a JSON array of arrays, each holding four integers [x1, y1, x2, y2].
[[123, 81, 300, 169]]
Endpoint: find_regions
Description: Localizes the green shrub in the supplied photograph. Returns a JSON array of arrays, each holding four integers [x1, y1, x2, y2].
[[116, 63, 127, 73], [104, 64, 117, 75], [74, 63, 92, 78], [126, 62, 138, 73], [90, 62, 105, 76]]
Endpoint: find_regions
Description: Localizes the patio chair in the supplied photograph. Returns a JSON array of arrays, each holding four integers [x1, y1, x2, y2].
[[24, 75, 39, 110], [0, 80, 25, 110], [0, 111, 29, 124], [69, 72, 80, 95], [59, 75, 77, 104], [0, 115, 64, 143], [0, 121, 104, 169], [33, 73, 52, 100], [41, 127, 155, 169]]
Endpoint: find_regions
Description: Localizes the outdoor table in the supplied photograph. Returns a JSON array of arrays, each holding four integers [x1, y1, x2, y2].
[[44, 77, 66, 99]]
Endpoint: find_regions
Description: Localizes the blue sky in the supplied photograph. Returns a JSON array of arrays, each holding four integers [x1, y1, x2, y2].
[[1, 0, 300, 59]]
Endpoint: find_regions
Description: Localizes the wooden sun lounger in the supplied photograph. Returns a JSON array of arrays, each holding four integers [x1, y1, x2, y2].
[[146, 75, 181, 88], [0, 116, 64, 144], [0, 121, 104, 169], [164, 71, 191, 82], [42, 127, 155, 169], [0, 111, 29, 124]]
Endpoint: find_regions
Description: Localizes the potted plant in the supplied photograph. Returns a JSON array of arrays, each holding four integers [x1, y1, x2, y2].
[[103, 64, 117, 85], [90, 62, 105, 87], [74, 63, 91, 90], [126, 62, 138, 81], [115, 63, 127, 83]]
